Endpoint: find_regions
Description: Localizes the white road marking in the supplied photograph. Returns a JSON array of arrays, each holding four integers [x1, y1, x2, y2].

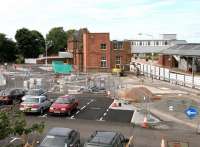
[[10, 137, 21, 143], [103, 112, 107, 116], [76, 111, 80, 114], [81, 106, 86, 110], [106, 109, 109, 112], [70, 115, 75, 119]]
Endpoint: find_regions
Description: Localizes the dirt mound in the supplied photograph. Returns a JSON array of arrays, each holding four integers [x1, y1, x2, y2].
[[118, 86, 160, 103]]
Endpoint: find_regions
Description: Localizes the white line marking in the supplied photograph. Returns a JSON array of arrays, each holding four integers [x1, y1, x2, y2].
[[103, 113, 107, 116], [70, 116, 75, 119], [76, 111, 80, 114], [106, 109, 109, 112], [99, 117, 103, 121]]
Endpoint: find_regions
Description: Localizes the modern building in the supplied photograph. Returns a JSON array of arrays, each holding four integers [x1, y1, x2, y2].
[[67, 29, 131, 72], [130, 34, 187, 59]]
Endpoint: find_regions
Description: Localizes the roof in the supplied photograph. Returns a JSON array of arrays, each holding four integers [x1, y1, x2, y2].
[[90, 131, 117, 145], [160, 43, 200, 56], [59, 95, 73, 99], [48, 127, 72, 137]]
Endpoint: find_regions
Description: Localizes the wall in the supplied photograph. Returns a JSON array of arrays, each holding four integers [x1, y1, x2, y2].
[[83, 32, 111, 72]]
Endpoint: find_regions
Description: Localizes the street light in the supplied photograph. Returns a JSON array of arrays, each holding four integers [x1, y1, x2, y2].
[[45, 40, 53, 71]]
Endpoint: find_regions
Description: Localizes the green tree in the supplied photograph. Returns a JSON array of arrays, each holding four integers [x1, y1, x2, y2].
[[0, 107, 45, 146], [46, 27, 67, 55], [0, 33, 16, 63], [15, 28, 45, 58]]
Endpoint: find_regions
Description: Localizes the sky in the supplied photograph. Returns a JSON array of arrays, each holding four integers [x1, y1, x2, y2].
[[0, 0, 200, 42]]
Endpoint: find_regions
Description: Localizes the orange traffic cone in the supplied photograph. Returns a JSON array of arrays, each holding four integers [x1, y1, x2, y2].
[[112, 102, 118, 107], [141, 116, 148, 128], [161, 137, 165, 147]]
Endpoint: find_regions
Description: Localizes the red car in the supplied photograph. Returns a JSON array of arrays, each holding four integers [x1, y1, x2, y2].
[[49, 95, 79, 116]]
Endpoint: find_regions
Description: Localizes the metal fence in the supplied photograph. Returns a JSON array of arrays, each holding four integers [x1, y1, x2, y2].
[[130, 63, 200, 89]]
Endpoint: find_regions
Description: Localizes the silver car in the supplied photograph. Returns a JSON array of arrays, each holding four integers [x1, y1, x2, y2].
[[20, 96, 51, 114]]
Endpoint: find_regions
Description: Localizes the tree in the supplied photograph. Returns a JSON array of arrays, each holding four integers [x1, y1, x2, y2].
[[0, 106, 45, 146], [46, 27, 67, 55], [15, 28, 45, 58], [0, 33, 16, 63]]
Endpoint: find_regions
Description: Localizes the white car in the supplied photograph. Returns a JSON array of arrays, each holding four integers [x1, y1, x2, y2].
[[20, 96, 51, 114]]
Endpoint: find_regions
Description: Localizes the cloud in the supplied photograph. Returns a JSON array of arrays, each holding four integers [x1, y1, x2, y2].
[[0, 0, 199, 42]]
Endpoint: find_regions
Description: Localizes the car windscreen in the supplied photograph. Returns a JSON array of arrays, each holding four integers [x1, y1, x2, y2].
[[40, 135, 67, 147], [24, 98, 39, 103], [55, 98, 72, 104]]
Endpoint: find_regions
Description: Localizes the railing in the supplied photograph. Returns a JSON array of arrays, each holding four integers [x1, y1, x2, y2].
[[130, 62, 200, 89]]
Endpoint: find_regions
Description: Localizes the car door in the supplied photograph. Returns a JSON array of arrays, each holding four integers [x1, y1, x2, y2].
[[68, 131, 78, 147]]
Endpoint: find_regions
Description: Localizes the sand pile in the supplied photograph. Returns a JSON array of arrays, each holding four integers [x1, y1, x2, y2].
[[118, 86, 160, 103]]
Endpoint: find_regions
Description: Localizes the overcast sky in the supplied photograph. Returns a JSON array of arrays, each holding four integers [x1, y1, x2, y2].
[[0, 0, 200, 42]]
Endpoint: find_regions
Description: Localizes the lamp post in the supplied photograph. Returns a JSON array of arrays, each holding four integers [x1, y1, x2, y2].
[[45, 40, 53, 71]]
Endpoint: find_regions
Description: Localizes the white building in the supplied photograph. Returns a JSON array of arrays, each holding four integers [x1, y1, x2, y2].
[[129, 34, 187, 58]]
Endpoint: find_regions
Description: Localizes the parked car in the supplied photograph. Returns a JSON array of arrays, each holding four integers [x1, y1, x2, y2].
[[49, 95, 79, 116], [84, 131, 129, 147], [20, 95, 51, 114], [0, 88, 26, 105], [22, 89, 47, 101], [39, 127, 80, 147], [90, 86, 106, 94]]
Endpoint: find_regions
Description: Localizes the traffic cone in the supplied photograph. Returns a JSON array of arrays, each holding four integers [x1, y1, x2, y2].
[[112, 102, 118, 107], [141, 116, 148, 128], [161, 137, 165, 147]]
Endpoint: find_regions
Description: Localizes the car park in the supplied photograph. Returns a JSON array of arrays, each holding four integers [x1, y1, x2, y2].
[[39, 127, 80, 147], [49, 95, 79, 116], [0, 88, 26, 105], [84, 131, 129, 147], [20, 95, 51, 114]]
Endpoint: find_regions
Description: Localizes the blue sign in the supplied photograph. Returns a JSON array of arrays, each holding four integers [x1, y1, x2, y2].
[[185, 107, 198, 119]]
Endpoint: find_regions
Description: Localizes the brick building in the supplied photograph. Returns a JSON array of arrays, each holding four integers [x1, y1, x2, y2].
[[110, 40, 131, 70], [67, 29, 131, 72]]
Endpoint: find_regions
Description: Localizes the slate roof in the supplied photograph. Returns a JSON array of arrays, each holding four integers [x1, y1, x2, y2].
[[160, 43, 200, 56]]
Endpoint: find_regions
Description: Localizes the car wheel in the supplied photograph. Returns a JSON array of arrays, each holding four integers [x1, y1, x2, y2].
[[40, 108, 44, 115], [76, 140, 80, 147], [67, 110, 71, 116]]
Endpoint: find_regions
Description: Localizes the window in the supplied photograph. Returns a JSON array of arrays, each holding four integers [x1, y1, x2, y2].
[[164, 41, 168, 45], [101, 55, 107, 67], [148, 41, 150, 46], [100, 43, 106, 49], [156, 41, 159, 46], [139, 41, 142, 46], [116, 56, 121, 65]]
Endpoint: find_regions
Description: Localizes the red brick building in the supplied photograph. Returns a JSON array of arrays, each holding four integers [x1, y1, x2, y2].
[[67, 29, 131, 72], [110, 40, 131, 70]]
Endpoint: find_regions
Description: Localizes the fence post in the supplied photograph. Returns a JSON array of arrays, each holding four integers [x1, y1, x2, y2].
[[184, 74, 186, 86]]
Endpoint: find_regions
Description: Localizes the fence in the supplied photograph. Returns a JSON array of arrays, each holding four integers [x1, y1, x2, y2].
[[130, 63, 200, 89]]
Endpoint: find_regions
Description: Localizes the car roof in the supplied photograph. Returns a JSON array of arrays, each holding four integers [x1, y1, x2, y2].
[[48, 127, 73, 137], [24, 95, 45, 98], [59, 95, 73, 99], [89, 131, 118, 145]]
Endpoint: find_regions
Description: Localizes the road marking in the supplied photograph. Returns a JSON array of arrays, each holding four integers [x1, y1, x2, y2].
[[10, 137, 21, 143], [39, 114, 47, 118], [76, 111, 80, 114], [81, 106, 86, 110], [103, 112, 107, 116], [70, 115, 75, 119], [98, 117, 105, 121], [106, 109, 109, 112]]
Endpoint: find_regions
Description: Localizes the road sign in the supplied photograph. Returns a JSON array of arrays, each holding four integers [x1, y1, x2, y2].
[[184, 107, 198, 119]]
